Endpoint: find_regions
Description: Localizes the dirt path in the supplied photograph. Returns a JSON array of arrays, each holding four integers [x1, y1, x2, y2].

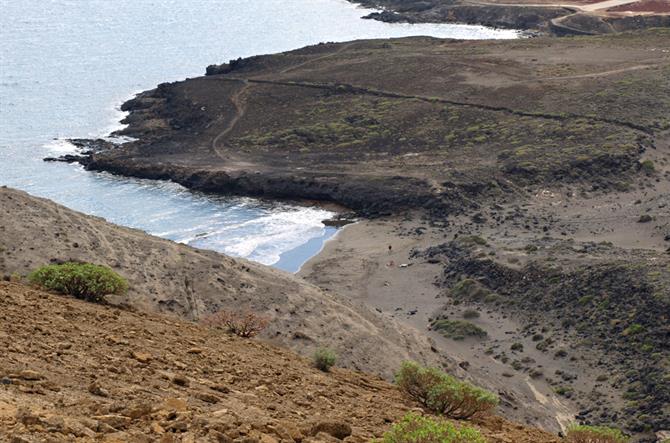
[[522, 61, 668, 82], [211, 79, 250, 161], [280, 42, 356, 75], [580, 0, 639, 10], [232, 76, 653, 134]]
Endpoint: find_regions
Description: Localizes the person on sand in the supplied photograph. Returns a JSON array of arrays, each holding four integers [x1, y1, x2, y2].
[[388, 245, 392, 254]]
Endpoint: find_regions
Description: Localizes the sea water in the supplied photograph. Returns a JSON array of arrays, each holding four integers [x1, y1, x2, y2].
[[0, 0, 518, 272]]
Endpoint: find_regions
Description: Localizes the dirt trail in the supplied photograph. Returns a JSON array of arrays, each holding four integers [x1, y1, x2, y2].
[[280, 42, 356, 75], [211, 79, 251, 162], [223, 76, 653, 134], [522, 61, 668, 82], [580, 0, 639, 11]]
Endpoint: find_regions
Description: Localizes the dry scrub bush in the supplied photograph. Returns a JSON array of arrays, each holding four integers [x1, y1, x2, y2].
[[313, 347, 337, 372], [28, 262, 127, 303], [395, 361, 498, 420], [566, 424, 628, 443], [381, 413, 485, 443], [201, 309, 270, 338]]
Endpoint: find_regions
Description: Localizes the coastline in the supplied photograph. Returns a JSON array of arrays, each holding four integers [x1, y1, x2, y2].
[[273, 224, 339, 273], [348, 0, 670, 35]]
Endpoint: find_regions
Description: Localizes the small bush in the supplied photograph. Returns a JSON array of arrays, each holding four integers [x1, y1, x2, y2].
[[566, 424, 628, 443], [313, 347, 337, 372], [28, 262, 127, 302], [640, 160, 655, 174], [450, 279, 491, 301], [395, 361, 498, 420], [622, 323, 643, 336], [201, 310, 269, 338], [462, 309, 480, 319], [431, 319, 487, 340], [381, 413, 485, 443], [637, 214, 653, 223], [462, 235, 487, 246]]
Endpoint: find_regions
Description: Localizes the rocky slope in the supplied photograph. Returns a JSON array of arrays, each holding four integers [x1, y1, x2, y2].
[[0, 186, 442, 378], [0, 281, 564, 442]]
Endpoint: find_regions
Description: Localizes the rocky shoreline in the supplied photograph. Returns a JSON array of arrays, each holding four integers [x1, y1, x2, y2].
[[348, 0, 670, 35]]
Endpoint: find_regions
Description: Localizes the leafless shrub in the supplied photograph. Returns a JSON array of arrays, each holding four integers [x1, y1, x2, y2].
[[201, 310, 270, 338]]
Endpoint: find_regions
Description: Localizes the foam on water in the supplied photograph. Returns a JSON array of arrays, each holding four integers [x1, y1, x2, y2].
[[43, 138, 78, 154], [188, 207, 335, 265]]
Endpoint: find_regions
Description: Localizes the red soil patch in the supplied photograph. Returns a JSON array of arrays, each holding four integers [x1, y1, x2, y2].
[[608, 0, 670, 13]]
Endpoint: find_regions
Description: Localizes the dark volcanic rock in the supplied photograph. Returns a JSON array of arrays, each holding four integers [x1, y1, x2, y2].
[[43, 154, 91, 164]]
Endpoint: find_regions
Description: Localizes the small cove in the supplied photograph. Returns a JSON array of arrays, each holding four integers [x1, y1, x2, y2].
[[0, 0, 518, 271]]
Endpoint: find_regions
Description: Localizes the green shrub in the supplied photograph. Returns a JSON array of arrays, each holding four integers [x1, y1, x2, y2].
[[450, 279, 491, 301], [395, 361, 498, 420], [462, 309, 480, 319], [431, 319, 487, 340], [313, 347, 337, 372], [640, 159, 655, 174], [381, 413, 485, 443], [566, 424, 628, 443], [622, 323, 644, 336], [28, 262, 127, 302]]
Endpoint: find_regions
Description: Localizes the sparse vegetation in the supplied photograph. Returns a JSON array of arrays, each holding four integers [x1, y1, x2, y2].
[[200, 310, 270, 338], [565, 424, 628, 443], [462, 235, 487, 246], [395, 361, 498, 419], [381, 413, 485, 443], [622, 323, 644, 336], [28, 262, 127, 303], [313, 347, 337, 372], [450, 279, 491, 302], [640, 160, 655, 174], [431, 319, 487, 340], [462, 309, 480, 319]]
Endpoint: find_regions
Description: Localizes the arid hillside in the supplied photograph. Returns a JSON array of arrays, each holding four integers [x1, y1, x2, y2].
[[0, 281, 561, 442], [0, 186, 441, 378]]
